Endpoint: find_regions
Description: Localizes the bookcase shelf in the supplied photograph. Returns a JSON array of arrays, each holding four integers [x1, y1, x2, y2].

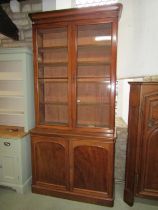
[[38, 62, 68, 67], [0, 72, 23, 80], [0, 110, 24, 115], [0, 48, 35, 132]]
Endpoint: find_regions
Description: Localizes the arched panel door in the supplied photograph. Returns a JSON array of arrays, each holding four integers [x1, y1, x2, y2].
[[31, 135, 69, 190], [70, 138, 114, 205], [138, 93, 158, 197]]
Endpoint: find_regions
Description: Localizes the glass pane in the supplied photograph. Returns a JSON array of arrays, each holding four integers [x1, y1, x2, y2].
[[37, 27, 69, 126], [76, 23, 112, 128]]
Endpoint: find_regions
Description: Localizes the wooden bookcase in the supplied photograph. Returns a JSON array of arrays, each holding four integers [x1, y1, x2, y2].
[[29, 4, 122, 206]]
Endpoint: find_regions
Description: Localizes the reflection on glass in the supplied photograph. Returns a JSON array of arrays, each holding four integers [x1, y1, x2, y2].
[[76, 23, 112, 128], [95, 35, 111, 41], [37, 27, 69, 126]]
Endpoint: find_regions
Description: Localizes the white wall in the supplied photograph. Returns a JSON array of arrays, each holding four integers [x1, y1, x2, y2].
[[117, 0, 158, 123], [117, 80, 130, 124], [42, 0, 73, 11], [56, 0, 72, 10], [42, 0, 56, 11], [118, 0, 158, 79]]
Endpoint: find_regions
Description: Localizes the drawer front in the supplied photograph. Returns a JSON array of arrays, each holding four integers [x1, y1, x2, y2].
[[0, 138, 18, 155]]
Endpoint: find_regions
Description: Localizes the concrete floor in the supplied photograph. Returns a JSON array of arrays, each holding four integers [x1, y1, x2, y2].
[[0, 183, 158, 210]]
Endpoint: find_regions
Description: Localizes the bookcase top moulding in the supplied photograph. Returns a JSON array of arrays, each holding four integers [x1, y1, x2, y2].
[[29, 3, 123, 24]]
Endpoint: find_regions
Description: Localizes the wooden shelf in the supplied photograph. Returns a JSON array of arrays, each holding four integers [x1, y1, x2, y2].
[[38, 77, 110, 83], [38, 62, 68, 67], [38, 45, 111, 54], [38, 43, 111, 51], [42, 102, 68, 105], [78, 39, 111, 46], [38, 77, 68, 80], [42, 101, 109, 106], [0, 72, 22, 81], [78, 60, 111, 65], [78, 44, 111, 48], [77, 78, 110, 83], [44, 121, 68, 125], [77, 123, 108, 128], [0, 91, 23, 97], [77, 76, 110, 79], [77, 102, 110, 105], [0, 125, 27, 139], [39, 46, 67, 52], [0, 95, 23, 99], [39, 78, 68, 82], [38, 61, 110, 67], [0, 110, 24, 115]]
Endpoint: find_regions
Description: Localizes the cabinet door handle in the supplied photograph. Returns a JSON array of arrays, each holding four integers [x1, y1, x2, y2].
[[4, 142, 11, 146]]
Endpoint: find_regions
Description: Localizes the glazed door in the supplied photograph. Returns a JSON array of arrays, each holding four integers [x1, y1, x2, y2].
[[31, 135, 69, 190], [35, 25, 72, 128], [74, 22, 116, 132], [137, 92, 158, 197], [70, 138, 114, 203]]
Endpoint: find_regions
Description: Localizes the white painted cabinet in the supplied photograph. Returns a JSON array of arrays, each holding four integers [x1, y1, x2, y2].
[[0, 135, 32, 193], [0, 48, 34, 131], [0, 48, 35, 193]]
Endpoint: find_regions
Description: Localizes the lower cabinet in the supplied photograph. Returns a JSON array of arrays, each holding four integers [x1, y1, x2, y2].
[[0, 135, 32, 193], [0, 155, 18, 184], [31, 133, 115, 206]]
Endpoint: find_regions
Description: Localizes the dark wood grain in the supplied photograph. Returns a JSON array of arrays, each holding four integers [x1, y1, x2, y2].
[[74, 145, 108, 191], [71, 140, 114, 195], [31, 135, 69, 189], [124, 82, 158, 206]]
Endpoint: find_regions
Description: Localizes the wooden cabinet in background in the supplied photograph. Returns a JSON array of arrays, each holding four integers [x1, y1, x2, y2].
[[124, 82, 158, 206], [29, 4, 122, 206]]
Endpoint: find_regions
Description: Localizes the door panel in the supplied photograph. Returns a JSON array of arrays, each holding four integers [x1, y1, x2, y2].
[[70, 139, 114, 197], [145, 130, 158, 190], [36, 26, 71, 127], [75, 23, 114, 130], [138, 93, 158, 196], [32, 135, 69, 189], [74, 145, 108, 192], [0, 155, 18, 183]]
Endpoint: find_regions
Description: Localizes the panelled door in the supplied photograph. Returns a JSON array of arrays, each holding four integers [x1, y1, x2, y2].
[[137, 92, 158, 197]]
